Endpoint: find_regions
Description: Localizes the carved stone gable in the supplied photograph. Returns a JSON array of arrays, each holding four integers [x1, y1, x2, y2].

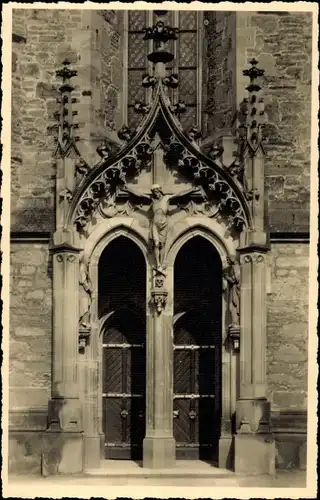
[[51, 13, 266, 244]]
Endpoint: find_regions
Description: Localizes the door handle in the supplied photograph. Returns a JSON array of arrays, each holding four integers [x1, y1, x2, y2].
[[189, 410, 197, 420], [173, 410, 180, 418]]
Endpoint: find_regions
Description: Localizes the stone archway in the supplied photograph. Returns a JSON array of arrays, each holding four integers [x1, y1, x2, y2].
[[173, 236, 222, 463], [167, 226, 237, 468], [98, 237, 147, 460], [79, 228, 149, 470]]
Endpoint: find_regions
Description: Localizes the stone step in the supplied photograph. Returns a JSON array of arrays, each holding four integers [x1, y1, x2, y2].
[[84, 460, 235, 478]]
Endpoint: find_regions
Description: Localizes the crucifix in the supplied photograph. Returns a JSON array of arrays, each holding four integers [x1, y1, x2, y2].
[[122, 132, 200, 272], [122, 182, 199, 273]]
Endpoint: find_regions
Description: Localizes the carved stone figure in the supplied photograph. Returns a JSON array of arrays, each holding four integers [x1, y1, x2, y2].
[[79, 254, 93, 328], [228, 160, 249, 194], [96, 143, 111, 158], [122, 183, 198, 272], [223, 256, 241, 327]]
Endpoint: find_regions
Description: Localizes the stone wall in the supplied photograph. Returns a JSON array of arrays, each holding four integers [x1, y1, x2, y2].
[[205, 11, 312, 233], [267, 242, 309, 411], [247, 12, 311, 233], [267, 241, 309, 470], [203, 11, 236, 137], [10, 242, 52, 409], [11, 9, 123, 232], [9, 242, 52, 473]]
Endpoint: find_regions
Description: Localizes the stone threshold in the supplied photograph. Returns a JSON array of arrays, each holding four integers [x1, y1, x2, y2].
[[84, 460, 236, 478]]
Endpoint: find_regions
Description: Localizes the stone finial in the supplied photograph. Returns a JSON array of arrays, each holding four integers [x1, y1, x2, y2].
[[117, 125, 136, 142], [243, 58, 265, 93], [142, 74, 157, 88], [97, 143, 111, 158], [169, 101, 187, 116], [143, 18, 178, 66], [236, 59, 266, 155], [186, 126, 202, 145], [143, 21, 179, 44], [54, 60, 79, 156], [163, 74, 179, 88], [134, 101, 151, 115], [208, 143, 224, 161]]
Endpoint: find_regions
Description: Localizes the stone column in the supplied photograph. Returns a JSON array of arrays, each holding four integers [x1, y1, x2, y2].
[[81, 262, 103, 470], [143, 268, 176, 468], [233, 233, 275, 474], [42, 236, 83, 475]]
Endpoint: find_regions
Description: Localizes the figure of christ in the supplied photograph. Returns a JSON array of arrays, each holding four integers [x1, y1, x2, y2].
[[122, 183, 200, 272]]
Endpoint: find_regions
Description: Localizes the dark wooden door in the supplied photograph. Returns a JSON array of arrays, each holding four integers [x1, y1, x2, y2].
[[102, 309, 146, 459], [173, 310, 221, 461]]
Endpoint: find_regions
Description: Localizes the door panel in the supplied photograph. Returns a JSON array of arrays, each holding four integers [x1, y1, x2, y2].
[[173, 312, 220, 461], [102, 310, 146, 459]]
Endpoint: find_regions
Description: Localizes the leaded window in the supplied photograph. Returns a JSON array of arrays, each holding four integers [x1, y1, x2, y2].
[[123, 10, 203, 131]]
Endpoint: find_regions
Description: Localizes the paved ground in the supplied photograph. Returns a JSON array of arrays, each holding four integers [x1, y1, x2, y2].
[[5, 470, 311, 498]]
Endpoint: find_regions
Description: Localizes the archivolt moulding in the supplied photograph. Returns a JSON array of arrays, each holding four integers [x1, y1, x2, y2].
[[166, 223, 236, 269], [85, 221, 148, 266]]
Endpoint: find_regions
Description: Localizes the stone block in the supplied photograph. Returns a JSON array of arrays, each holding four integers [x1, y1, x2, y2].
[[20, 265, 36, 275], [219, 436, 233, 470], [83, 435, 102, 470], [9, 431, 44, 474], [10, 387, 50, 409], [9, 408, 48, 431], [299, 441, 307, 470], [143, 437, 176, 469], [15, 326, 46, 336], [11, 248, 45, 266], [234, 434, 275, 474], [25, 289, 45, 301], [42, 432, 83, 475], [273, 391, 306, 409], [274, 435, 306, 469]]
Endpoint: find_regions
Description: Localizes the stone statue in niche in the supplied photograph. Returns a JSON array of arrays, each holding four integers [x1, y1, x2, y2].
[[223, 256, 241, 327], [79, 254, 93, 328], [122, 183, 199, 273]]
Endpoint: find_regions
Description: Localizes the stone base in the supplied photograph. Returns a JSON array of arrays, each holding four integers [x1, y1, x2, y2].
[[41, 431, 83, 476], [83, 435, 102, 470], [143, 437, 176, 469], [234, 434, 275, 475], [9, 431, 44, 475], [219, 435, 234, 470]]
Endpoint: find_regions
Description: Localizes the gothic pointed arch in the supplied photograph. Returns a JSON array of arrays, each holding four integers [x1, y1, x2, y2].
[[67, 75, 252, 234], [59, 18, 268, 241]]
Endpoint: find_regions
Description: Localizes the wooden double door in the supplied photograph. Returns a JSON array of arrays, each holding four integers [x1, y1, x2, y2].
[[102, 309, 146, 459], [173, 310, 221, 461], [102, 308, 221, 461]]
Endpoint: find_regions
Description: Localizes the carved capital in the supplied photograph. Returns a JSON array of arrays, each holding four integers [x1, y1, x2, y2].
[[240, 253, 266, 265], [54, 251, 79, 264], [151, 288, 168, 315], [79, 325, 91, 352], [227, 325, 240, 352]]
